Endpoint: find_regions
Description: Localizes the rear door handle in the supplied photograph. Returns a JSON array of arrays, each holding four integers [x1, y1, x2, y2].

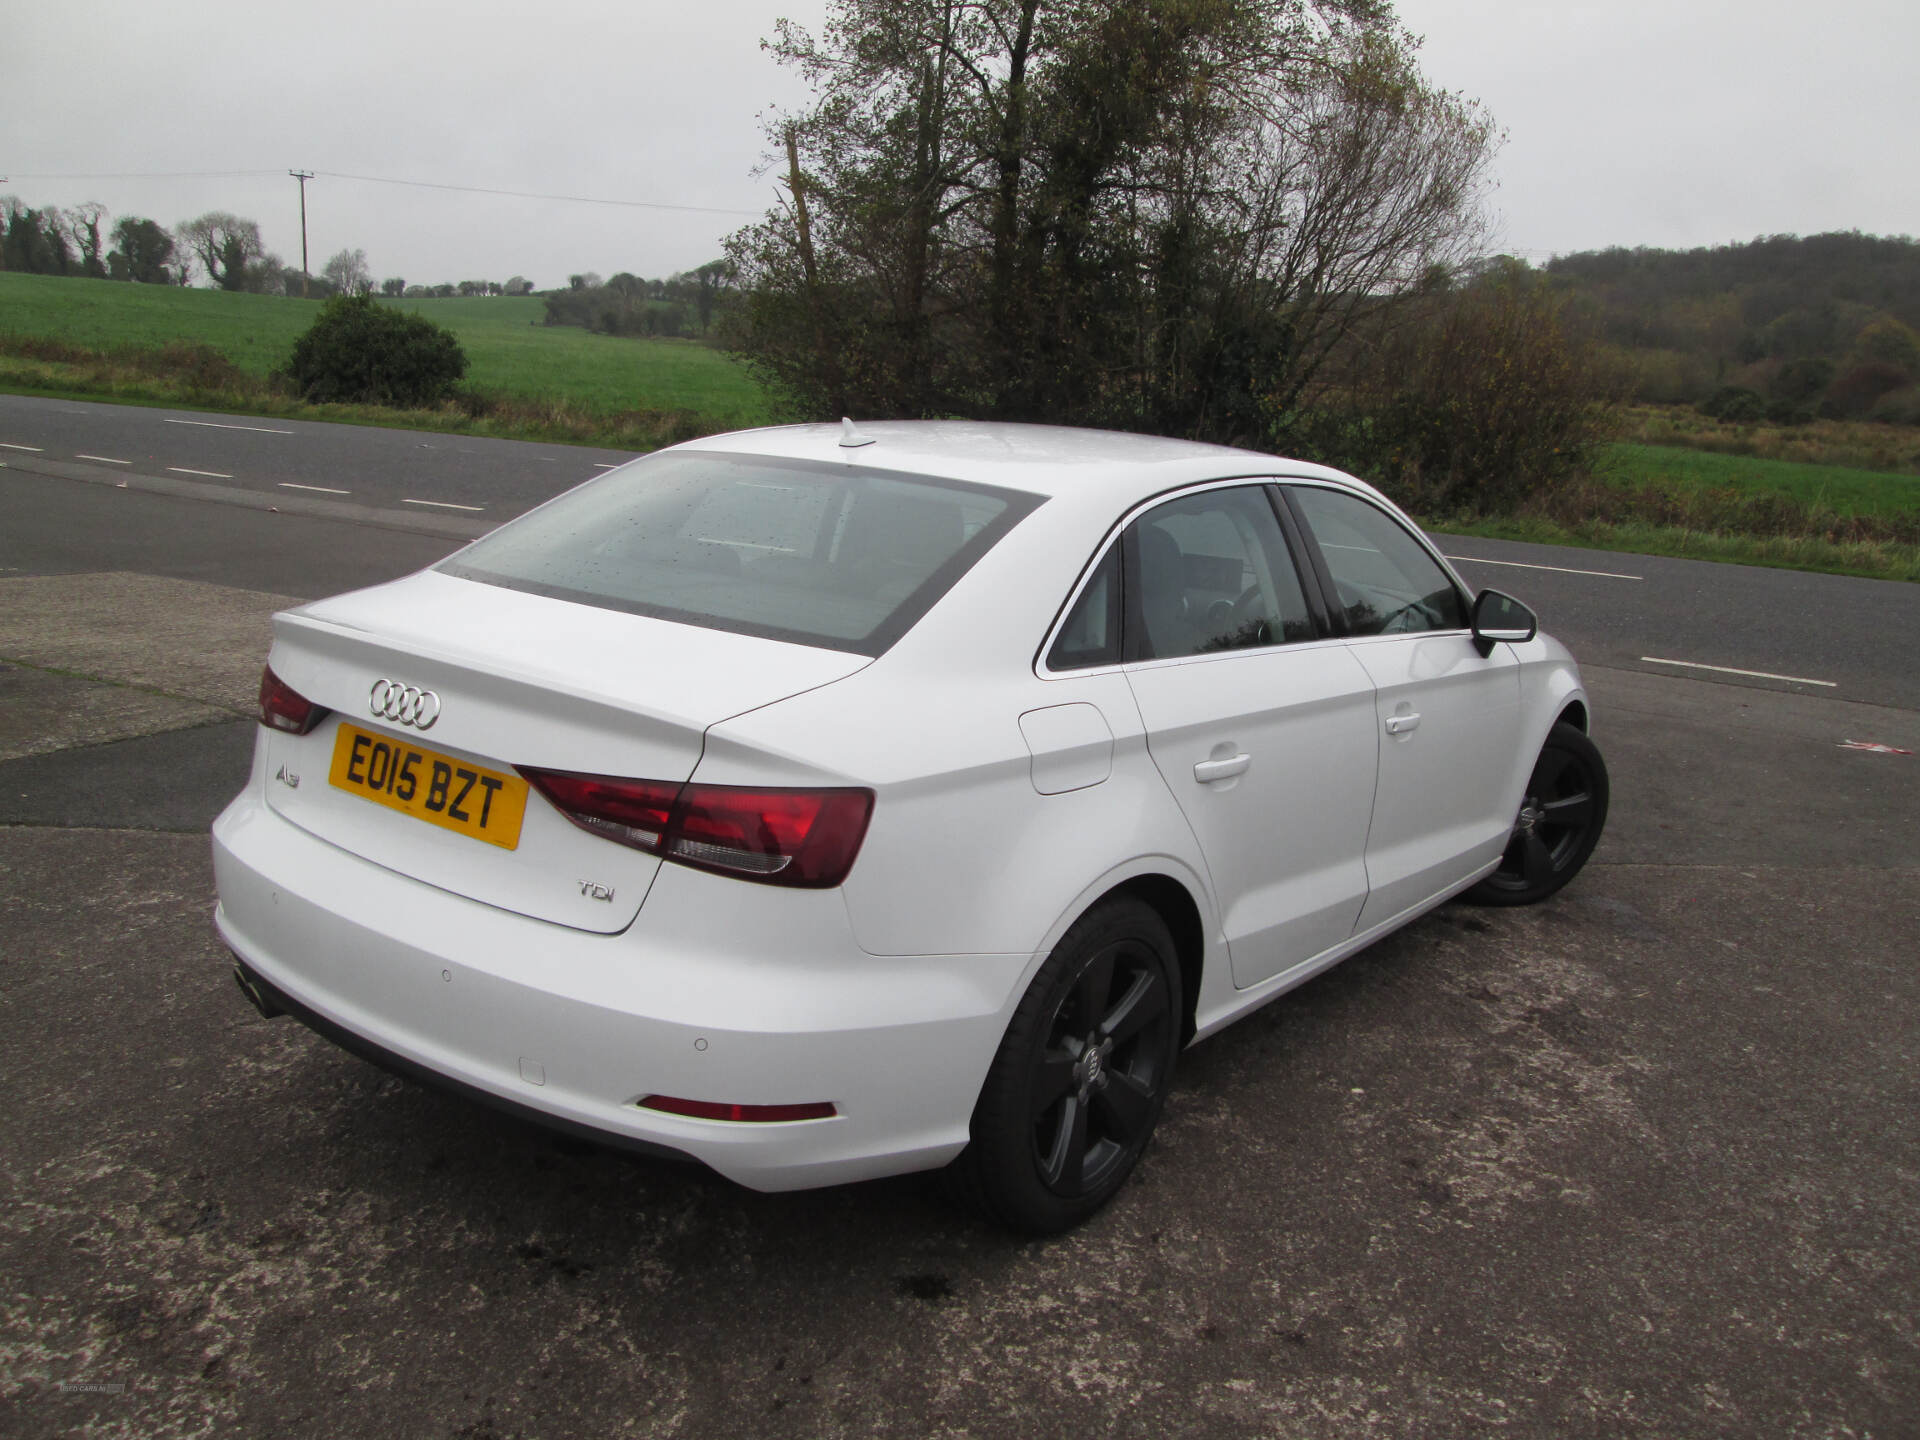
[[1384, 713, 1421, 735], [1193, 753, 1252, 783]]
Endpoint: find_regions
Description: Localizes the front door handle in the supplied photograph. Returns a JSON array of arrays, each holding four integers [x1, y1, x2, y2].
[[1384, 712, 1421, 736], [1193, 753, 1252, 783]]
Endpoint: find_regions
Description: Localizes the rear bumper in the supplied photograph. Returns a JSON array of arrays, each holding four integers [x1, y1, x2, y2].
[[212, 789, 1030, 1192]]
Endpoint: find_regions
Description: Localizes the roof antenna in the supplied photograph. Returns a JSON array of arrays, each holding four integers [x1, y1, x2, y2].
[[838, 417, 877, 448]]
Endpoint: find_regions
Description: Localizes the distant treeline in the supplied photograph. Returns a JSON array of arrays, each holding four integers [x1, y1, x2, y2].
[[0, 193, 533, 302], [1546, 232, 1920, 423], [540, 265, 735, 340]]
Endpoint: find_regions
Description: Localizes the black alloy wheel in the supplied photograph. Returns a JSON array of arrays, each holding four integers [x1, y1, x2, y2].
[[1467, 721, 1610, 906], [950, 898, 1182, 1234]]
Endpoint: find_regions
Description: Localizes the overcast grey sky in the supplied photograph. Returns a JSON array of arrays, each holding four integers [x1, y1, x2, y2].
[[4, 0, 1915, 289]]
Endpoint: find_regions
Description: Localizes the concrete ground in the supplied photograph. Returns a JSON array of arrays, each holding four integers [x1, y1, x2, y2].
[[2, 559, 1916, 1437]]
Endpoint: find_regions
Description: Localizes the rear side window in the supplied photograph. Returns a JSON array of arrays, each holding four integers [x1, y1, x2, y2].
[[439, 452, 1042, 655], [1047, 544, 1122, 671]]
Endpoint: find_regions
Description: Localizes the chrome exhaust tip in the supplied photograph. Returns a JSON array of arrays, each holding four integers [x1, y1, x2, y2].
[[232, 961, 284, 1020]]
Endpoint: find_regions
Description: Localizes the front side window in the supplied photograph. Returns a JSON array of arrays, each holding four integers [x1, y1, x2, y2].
[[1127, 487, 1314, 661], [439, 452, 1041, 656], [1288, 487, 1466, 637]]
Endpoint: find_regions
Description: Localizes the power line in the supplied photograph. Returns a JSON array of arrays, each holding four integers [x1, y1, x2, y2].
[[313, 170, 759, 217], [3, 170, 284, 181], [3, 167, 763, 218]]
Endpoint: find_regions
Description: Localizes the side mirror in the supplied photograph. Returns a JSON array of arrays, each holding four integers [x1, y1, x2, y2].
[[1471, 589, 1537, 656]]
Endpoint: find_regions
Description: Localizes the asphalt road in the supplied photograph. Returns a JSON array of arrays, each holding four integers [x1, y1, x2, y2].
[[0, 391, 635, 522], [7, 392, 1918, 710], [2, 409, 1916, 1438]]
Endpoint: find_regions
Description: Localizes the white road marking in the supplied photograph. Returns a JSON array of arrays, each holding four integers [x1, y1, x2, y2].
[[0, 442, 45, 452], [164, 418, 294, 435], [402, 498, 485, 512], [278, 482, 351, 495], [1641, 656, 1836, 687], [1839, 740, 1913, 755], [168, 466, 233, 479], [1446, 554, 1642, 581], [593, 462, 620, 469], [75, 454, 131, 464]]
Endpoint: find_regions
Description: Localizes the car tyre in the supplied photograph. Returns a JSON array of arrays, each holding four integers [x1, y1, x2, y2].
[[948, 897, 1182, 1235], [1466, 722, 1609, 907]]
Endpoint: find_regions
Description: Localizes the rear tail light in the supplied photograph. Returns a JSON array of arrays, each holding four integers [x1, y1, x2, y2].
[[521, 768, 873, 888], [638, 1095, 837, 1123], [258, 665, 328, 735]]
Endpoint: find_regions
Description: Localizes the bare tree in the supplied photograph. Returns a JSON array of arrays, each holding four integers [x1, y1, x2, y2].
[[59, 202, 111, 277], [321, 247, 374, 296], [727, 0, 1496, 441], [177, 212, 266, 290]]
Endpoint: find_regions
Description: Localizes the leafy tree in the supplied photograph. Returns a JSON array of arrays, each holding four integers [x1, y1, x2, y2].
[[726, 0, 1493, 439], [690, 260, 732, 333], [1768, 356, 1835, 404], [178, 211, 266, 290], [287, 294, 468, 407], [381, 276, 406, 296], [1, 201, 73, 274], [1294, 264, 1620, 512], [107, 216, 177, 283], [1545, 233, 1920, 404], [1849, 315, 1920, 379]]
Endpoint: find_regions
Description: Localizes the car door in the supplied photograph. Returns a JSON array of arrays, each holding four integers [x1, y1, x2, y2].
[[1103, 483, 1380, 991], [1283, 484, 1522, 933]]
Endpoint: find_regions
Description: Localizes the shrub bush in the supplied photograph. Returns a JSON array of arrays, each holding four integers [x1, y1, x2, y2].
[[1821, 362, 1910, 420], [287, 295, 467, 407], [1281, 268, 1621, 516], [1867, 383, 1920, 426], [1697, 386, 1765, 423], [1769, 356, 1835, 405]]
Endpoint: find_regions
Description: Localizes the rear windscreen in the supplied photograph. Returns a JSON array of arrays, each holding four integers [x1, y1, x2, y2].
[[438, 451, 1043, 655]]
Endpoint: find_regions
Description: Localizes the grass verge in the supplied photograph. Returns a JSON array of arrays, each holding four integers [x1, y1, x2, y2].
[[1428, 514, 1919, 584], [1600, 442, 1920, 517], [0, 334, 750, 452], [1618, 404, 1920, 475]]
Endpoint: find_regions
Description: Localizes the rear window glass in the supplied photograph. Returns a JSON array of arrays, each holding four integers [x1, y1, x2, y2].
[[438, 451, 1043, 655]]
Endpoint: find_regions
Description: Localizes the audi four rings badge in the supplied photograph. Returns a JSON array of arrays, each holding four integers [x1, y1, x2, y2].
[[369, 679, 442, 730]]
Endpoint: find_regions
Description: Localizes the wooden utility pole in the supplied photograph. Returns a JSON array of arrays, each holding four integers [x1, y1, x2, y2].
[[289, 170, 314, 297]]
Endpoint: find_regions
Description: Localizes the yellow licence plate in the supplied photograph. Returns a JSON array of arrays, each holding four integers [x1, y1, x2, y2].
[[327, 722, 528, 850]]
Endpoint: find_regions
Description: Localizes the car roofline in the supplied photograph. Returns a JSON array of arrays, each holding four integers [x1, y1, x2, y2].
[[667, 420, 1377, 508]]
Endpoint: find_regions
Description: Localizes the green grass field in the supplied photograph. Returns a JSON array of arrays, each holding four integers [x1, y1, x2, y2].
[[1600, 442, 1920, 518], [0, 271, 778, 427], [2, 271, 1914, 579]]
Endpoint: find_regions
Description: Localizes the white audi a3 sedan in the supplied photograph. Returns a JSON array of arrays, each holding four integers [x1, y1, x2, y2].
[[214, 421, 1607, 1233]]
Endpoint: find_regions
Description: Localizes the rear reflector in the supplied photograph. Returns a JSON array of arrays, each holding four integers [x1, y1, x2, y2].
[[521, 768, 873, 888], [258, 665, 328, 735], [638, 1095, 837, 1123]]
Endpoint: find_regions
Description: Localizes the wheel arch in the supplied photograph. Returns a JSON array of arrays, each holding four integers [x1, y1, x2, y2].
[[1089, 872, 1206, 1048], [1557, 698, 1590, 733]]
